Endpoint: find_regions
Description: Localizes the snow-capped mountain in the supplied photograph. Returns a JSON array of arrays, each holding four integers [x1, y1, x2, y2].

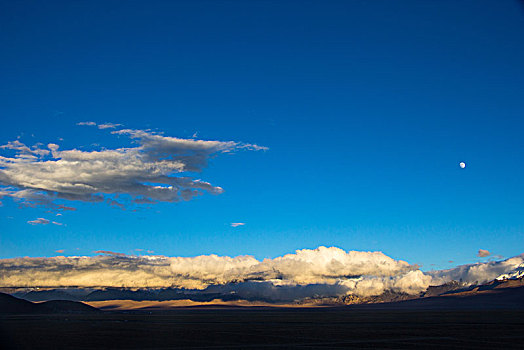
[[496, 263, 524, 281]]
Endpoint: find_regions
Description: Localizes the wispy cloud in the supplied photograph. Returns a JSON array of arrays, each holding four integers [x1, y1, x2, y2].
[[135, 249, 154, 254], [0, 125, 266, 210], [477, 249, 491, 258], [94, 250, 127, 256], [76, 121, 96, 126], [27, 218, 63, 226], [77, 121, 122, 129], [27, 218, 50, 225], [98, 122, 122, 129], [230, 222, 245, 227]]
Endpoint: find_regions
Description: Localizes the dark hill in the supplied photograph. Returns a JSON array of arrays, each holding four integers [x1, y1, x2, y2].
[[0, 292, 99, 314], [36, 300, 99, 313], [0, 292, 37, 314]]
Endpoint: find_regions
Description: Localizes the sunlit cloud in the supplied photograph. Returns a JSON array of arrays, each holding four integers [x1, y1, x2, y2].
[[0, 247, 419, 293], [231, 222, 245, 227], [0, 125, 267, 210]]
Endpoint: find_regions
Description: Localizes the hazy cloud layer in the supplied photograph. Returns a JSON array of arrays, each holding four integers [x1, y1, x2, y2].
[[1, 246, 521, 301], [0, 126, 266, 209]]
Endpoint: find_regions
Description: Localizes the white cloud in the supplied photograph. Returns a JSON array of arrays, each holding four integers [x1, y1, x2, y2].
[[231, 222, 245, 227], [0, 127, 266, 210]]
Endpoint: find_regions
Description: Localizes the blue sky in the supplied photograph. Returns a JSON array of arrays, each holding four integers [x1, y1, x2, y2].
[[1, 0, 523, 270]]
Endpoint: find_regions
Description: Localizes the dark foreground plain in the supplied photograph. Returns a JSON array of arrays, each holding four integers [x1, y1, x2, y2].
[[2, 308, 524, 349]]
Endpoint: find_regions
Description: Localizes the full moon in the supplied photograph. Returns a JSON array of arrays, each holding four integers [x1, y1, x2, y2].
[[459, 162, 466, 169]]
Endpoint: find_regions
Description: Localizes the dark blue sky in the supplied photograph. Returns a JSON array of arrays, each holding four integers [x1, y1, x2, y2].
[[1, 0, 523, 268]]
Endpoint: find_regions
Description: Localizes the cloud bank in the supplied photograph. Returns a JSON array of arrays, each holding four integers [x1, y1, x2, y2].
[[0, 125, 266, 209], [1, 247, 521, 301]]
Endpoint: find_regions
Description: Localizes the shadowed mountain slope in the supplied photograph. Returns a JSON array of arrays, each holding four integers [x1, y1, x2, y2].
[[349, 285, 524, 310]]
